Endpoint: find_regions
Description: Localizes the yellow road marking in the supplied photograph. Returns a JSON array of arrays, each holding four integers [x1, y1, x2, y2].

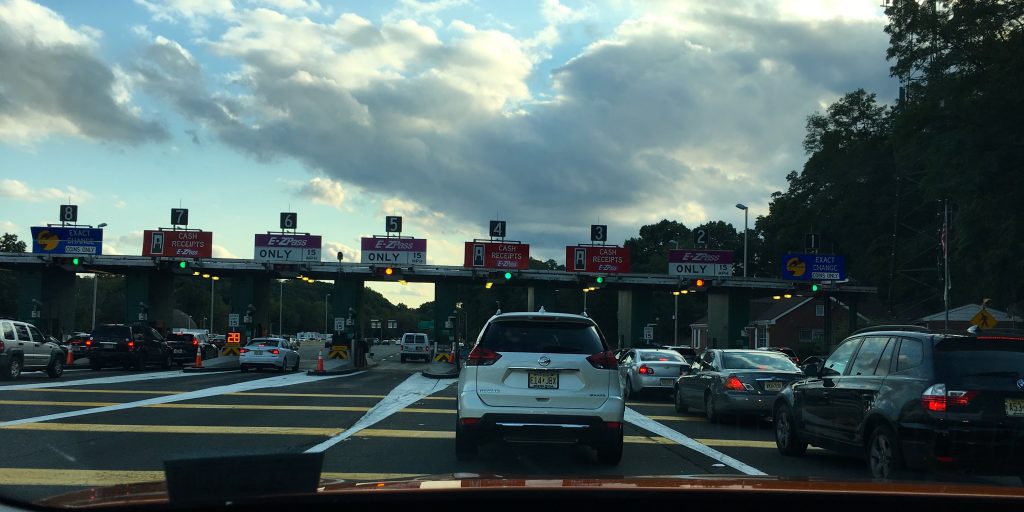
[[2, 423, 344, 436], [0, 400, 453, 414], [0, 468, 423, 487], [0, 400, 117, 407]]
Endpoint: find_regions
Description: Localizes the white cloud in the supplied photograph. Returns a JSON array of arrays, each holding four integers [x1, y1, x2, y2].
[[296, 177, 346, 209], [134, 0, 234, 28], [384, 0, 470, 26], [321, 240, 357, 262], [366, 281, 433, 308], [103, 230, 143, 256], [0, 220, 17, 233], [0, 179, 93, 203], [212, 244, 238, 258], [245, 0, 324, 13], [0, 0, 99, 47]]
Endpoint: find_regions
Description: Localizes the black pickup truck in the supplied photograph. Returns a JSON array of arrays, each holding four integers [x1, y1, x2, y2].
[[86, 324, 173, 371]]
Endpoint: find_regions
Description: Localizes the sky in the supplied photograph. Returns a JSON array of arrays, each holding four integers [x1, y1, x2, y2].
[[0, 0, 897, 307]]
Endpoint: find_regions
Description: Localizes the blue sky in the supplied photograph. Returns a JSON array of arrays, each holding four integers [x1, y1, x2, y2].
[[0, 0, 896, 306]]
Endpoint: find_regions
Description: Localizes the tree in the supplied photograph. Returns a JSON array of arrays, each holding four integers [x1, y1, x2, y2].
[[0, 233, 26, 253]]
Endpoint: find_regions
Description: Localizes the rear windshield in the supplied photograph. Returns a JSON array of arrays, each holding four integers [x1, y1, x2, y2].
[[480, 320, 605, 354], [92, 325, 131, 338], [402, 334, 427, 344], [166, 333, 195, 341], [247, 339, 278, 346], [935, 337, 1024, 383], [722, 352, 799, 371], [639, 351, 685, 362]]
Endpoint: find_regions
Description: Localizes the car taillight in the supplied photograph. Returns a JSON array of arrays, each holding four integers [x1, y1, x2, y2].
[[585, 351, 618, 370], [0, 341, 4, 351], [240, 348, 248, 354], [605, 422, 622, 429], [460, 417, 480, 425], [127, 341, 135, 349], [465, 346, 501, 366], [192, 338, 198, 346], [724, 375, 745, 391], [638, 365, 653, 375], [922, 384, 977, 412], [85, 340, 92, 346], [270, 349, 280, 355]]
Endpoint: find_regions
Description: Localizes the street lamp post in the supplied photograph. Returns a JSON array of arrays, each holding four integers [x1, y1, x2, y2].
[[324, 293, 331, 335], [735, 204, 749, 277], [90, 222, 108, 329], [672, 291, 681, 344], [278, 280, 284, 336], [202, 274, 219, 333]]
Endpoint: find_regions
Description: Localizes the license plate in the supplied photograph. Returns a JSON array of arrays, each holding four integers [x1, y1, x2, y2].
[[528, 371, 558, 389], [660, 378, 674, 386], [254, 351, 263, 356], [1006, 399, 1024, 417], [764, 381, 783, 392], [173, 349, 183, 354]]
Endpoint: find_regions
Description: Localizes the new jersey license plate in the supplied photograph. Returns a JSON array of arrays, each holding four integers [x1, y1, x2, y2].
[[764, 381, 783, 392], [528, 371, 558, 389], [1005, 399, 1024, 417]]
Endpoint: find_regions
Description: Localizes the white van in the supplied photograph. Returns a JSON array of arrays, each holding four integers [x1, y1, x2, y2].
[[399, 332, 430, 363]]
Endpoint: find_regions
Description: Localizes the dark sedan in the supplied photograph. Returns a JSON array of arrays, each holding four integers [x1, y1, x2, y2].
[[674, 349, 806, 422]]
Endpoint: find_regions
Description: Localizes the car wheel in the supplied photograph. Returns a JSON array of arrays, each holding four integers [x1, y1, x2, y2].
[[89, 359, 103, 371], [400, 355, 406, 363], [705, 392, 720, 423], [133, 351, 147, 371], [1, 356, 22, 380], [623, 378, 632, 400], [868, 425, 904, 480], [47, 355, 64, 378], [240, 365, 250, 373], [673, 386, 688, 413], [292, 357, 300, 372], [596, 426, 624, 465], [454, 417, 477, 461], [278, 361, 286, 373], [160, 353, 172, 370], [774, 403, 807, 456]]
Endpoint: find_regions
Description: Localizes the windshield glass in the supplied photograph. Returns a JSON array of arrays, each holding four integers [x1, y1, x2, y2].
[[722, 352, 800, 372], [480, 320, 605, 354], [1, 0, 1022, 505]]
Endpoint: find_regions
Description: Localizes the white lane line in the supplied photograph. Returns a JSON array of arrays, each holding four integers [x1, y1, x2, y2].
[[0, 371, 200, 392], [305, 373, 455, 453], [624, 407, 766, 476], [0, 371, 365, 427]]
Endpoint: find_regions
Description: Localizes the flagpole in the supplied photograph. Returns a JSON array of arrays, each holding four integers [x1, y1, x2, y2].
[[943, 199, 950, 331]]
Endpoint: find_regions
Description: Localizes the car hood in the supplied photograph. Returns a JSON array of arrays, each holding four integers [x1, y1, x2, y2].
[[36, 474, 1024, 507]]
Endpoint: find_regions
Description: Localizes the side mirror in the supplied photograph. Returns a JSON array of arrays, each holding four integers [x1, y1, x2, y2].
[[802, 363, 820, 377]]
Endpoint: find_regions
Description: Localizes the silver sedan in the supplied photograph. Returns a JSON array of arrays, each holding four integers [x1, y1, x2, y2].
[[240, 338, 300, 372], [618, 349, 689, 399]]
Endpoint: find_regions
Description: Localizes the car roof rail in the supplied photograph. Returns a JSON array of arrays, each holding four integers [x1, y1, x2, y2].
[[851, 324, 931, 335]]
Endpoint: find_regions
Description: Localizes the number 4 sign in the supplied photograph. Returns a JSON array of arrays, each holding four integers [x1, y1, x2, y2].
[[489, 220, 506, 238]]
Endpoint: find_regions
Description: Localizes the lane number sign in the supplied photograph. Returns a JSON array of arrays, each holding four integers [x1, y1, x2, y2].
[[694, 228, 708, 247], [280, 212, 297, 230], [386, 216, 402, 233], [591, 224, 607, 242], [60, 205, 78, 223], [171, 208, 189, 226], [489, 220, 506, 238]]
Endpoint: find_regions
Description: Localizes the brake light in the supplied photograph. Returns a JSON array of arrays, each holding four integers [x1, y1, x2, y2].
[[0, 341, 4, 352], [85, 340, 92, 346], [127, 341, 135, 349], [605, 422, 622, 429], [586, 351, 618, 370], [638, 365, 654, 375], [724, 375, 745, 391], [270, 349, 280, 355], [240, 348, 248, 354], [460, 417, 480, 425], [948, 390, 978, 406], [465, 346, 501, 366], [192, 338, 199, 346], [922, 383, 947, 411]]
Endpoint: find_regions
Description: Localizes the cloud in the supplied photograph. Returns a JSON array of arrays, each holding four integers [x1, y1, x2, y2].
[[296, 177, 346, 209], [0, 220, 17, 233], [131, 1, 894, 256], [366, 281, 433, 308], [0, 0, 167, 145], [321, 240, 357, 262], [134, 0, 234, 29], [245, 0, 325, 14], [0, 179, 93, 203], [102, 230, 143, 256], [384, 0, 470, 26], [212, 244, 238, 258]]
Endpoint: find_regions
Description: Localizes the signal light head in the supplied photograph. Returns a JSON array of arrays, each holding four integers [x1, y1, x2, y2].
[[695, 279, 705, 287], [71, 257, 80, 265], [178, 261, 187, 269], [384, 267, 394, 276], [504, 272, 512, 280], [811, 284, 819, 292], [595, 276, 604, 284]]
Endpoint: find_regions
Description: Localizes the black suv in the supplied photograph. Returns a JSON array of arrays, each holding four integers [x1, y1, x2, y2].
[[86, 324, 173, 371], [772, 326, 1024, 480]]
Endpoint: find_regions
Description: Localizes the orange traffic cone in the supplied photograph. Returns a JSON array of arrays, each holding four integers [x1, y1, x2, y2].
[[65, 347, 74, 366], [315, 349, 325, 372], [194, 347, 204, 369]]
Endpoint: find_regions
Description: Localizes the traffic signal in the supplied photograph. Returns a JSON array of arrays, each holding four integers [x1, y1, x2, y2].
[[178, 261, 188, 270], [578, 275, 607, 290], [485, 271, 515, 288], [595, 276, 605, 284], [51, 256, 86, 271], [372, 265, 404, 281], [811, 284, 819, 292], [694, 278, 706, 289], [71, 257, 81, 266]]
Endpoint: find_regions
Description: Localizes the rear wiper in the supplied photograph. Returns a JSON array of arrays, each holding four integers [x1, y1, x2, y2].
[[962, 371, 1019, 377]]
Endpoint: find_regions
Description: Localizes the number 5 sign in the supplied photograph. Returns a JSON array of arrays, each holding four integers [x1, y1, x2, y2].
[[386, 216, 402, 233]]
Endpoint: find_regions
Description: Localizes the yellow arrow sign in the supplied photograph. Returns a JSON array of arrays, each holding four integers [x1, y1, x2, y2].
[[221, 346, 240, 356], [329, 346, 349, 360], [434, 353, 454, 363], [969, 308, 997, 329]]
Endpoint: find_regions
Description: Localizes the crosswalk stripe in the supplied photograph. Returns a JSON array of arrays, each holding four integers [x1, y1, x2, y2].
[[17, 389, 181, 395], [0, 468, 424, 486]]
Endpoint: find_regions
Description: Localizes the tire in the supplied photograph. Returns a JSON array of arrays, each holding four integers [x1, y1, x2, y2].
[[160, 353, 172, 370], [868, 425, 904, 480], [673, 386, 689, 413], [292, 357, 300, 372], [705, 392, 720, 423], [90, 359, 103, 371], [400, 355, 407, 363], [278, 360, 286, 373], [133, 351, 147, 371], [623, 378, 632, 400], [1, 356, 22, 380], [774, 403, 807, 456], [240, 365, 250, 373], [47, 355, 64, 378], [596, 426, 624, 465], [454, 418, 477, 461]]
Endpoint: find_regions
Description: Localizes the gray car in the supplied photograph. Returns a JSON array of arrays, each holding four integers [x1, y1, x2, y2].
[[674, 349, 805, 422], [0, 319, 65, 380], [618, 349, 688, 399]]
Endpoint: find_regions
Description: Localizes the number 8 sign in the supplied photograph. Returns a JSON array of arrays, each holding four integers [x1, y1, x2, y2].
[[60, 204, 78, 223]]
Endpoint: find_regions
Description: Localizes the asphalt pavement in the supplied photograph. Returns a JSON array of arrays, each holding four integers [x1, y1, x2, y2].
[[0, 345, 1016, 503]]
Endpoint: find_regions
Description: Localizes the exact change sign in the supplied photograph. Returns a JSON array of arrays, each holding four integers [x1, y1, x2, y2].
[[781, 253, 846, 281], [668, 249, 734, 277], [360, 237, 427, 265], [254, 234, 321, 263], [565, 246, 631, 273], [464, 242, 529, 270], [31, 227, 103, 255]]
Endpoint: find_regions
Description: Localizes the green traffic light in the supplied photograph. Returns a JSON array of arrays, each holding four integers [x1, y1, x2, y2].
[[596, 276, 604, 284], [811, 284, 819, 292], [179, 261, 188, 269], [503, 272, 512, 280], [71, 258, 80, 266]]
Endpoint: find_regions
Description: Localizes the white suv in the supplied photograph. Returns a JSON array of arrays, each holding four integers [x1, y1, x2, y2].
[[456, 311, 624, 464]]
